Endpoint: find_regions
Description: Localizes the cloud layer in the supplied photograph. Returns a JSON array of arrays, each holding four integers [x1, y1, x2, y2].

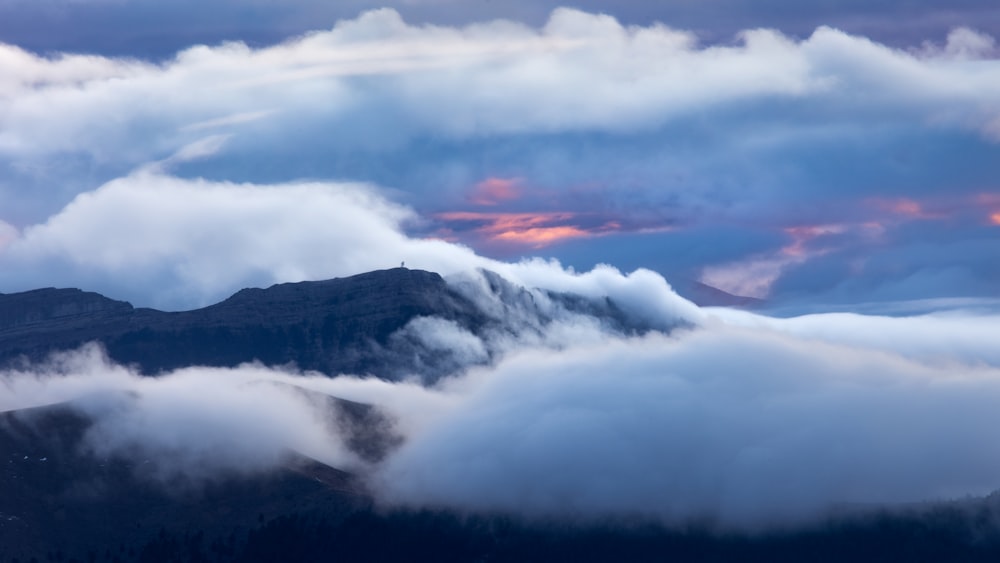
[[377, 325, 1000, 527], [5, 299, 1000, 528]]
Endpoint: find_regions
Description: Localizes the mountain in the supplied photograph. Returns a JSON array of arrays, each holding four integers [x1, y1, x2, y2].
[[0, 268, 653, 382], [682, 280, 764, 308], [0, 268, 473, 380], [0, 397, 368, 563], [5, 397, 1000, 562], [5, 269, 1000, 561]]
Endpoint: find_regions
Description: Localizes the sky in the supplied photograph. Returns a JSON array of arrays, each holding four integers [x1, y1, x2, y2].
[[5, 2, 1000, 533], [0, 1, 998, 310]]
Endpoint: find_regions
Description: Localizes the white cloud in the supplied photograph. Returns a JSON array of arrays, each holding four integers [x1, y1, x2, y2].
[[2, 9, 999, 169], [0, 345, 360, 483], [9, 308, 1000, 529], [0, 167, 702, 320], [1, 9, 998, 305], [708, 307, 1000, 368], [375, 323, 1000, 527], [0, 171, 478, 308]]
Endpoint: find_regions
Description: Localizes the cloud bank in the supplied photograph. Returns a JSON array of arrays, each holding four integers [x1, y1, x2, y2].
[[5, 291, 1000, 528], [377, 324, 1000, 527]]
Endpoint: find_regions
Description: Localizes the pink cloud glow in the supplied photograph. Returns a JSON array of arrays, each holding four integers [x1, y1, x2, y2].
[[467, 177, 523, 206], [435, 211, 619, 248], [701, 221, 884, 298]]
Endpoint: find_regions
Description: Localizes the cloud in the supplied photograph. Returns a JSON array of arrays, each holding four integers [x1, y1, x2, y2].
[[3, 11, 1000, 185], [0, 170, 478, 308], [699, 223, 885, 298], [708, 307, 1000, 368], [1, 8, 998, 305], [4, 1, 998, 61], [0, 345, 361, 484], [466, 177, 522, 206], [0, 166, 702, 326], [374, 320, 1000, 528], [0, 220, 17, 252], [7, 299, 1000, 529], [434, 211, 614, 248], [2, 2, 1000, 540]]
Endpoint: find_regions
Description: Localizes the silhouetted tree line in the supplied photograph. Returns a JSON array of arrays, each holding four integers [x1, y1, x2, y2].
[[11, 504, 1000, 563]]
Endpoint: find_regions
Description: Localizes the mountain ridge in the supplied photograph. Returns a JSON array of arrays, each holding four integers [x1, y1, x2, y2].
[[0, 267, 665, 381]]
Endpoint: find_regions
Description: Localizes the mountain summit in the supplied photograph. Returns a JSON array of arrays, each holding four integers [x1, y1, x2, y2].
[[0, 267, 654, 380]]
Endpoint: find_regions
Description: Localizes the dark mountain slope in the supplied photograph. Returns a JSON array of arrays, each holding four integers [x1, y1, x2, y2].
[[0, 268, 661, 381], [685, 280, 764, 308], [0, 400, 368, 563], [6, 397, 1000, 563], [0, 287, 135, 358], [0, 268, 488, 379]]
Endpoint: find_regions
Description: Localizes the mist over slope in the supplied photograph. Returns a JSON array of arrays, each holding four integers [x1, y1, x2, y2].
[[4, 265, 1000, 532]]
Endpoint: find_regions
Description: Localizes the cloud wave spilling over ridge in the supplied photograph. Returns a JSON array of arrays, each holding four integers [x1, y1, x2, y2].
[[0, 167, 705, 325], [4, 283, 1000, 528]]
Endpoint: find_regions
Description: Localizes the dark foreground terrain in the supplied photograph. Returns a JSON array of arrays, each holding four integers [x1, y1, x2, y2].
[[5, 398, 1000, 563]]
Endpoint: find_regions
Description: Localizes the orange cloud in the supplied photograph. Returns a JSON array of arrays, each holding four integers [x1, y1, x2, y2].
[[990, 212, 1000, 226], [436, 211, 616, 247], [494, 225, 591, 245], [467, 177, 523, 206]]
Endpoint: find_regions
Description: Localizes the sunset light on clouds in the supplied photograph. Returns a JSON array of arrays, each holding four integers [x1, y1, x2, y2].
[[435, 211, 620, 248], [5, 3, 1000, 556], [467, 177, 523, 206], [0, 3, 998, 310]]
